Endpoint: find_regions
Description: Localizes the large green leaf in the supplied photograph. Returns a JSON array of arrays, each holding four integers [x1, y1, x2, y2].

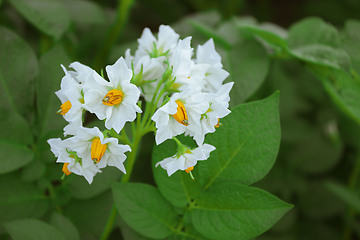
[[190, 182, 293, 240], [0, 141, 34, 174], [0, 173, 48, 222], [4, 219, 66, 240], [342, 20, 360, 74], [0, 83, 33, 145], [152, 136, 200, 208], [199, 92, 280, 189], [37, 44, 70, 136], [51, 212, 80, 240], [0, 27, 37, 119], [226, 38, 270, 106], [241, 23, 288, 49], [112, 182, 179, 239], [0, 68, 34, 173], [188, 18, 232, 50], [287, 17, 350, 71], [8, 0, 70, 39], [311, 66, 360, 125]]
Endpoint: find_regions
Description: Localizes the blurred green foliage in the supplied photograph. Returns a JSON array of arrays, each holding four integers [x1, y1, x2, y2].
[[1, 0, 360, 239]]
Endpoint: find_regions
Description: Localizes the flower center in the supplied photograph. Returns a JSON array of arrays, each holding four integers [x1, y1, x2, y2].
[[91, 137, 107, 164], [62, 163, 71, 175], [58, 100, 72, 115], [172, 100, 189, 126], [102, 89, 123, 106], [185, 166, 194, 173]]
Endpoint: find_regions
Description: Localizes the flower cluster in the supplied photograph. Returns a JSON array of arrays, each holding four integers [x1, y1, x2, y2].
[[48, 25, 232, 183]]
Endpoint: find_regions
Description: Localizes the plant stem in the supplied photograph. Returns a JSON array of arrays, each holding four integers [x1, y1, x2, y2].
[[100, 123, 143, 240], [342, 152, 360, 240], [99, 205, 117, 240], [93, 0, 134, 71]]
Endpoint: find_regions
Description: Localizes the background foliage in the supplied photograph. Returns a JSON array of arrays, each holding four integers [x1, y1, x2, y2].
[[1, 0, 360, 239]]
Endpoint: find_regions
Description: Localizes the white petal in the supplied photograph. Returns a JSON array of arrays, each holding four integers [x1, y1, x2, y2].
[[138, 28, 156, 53], [106, 57, 132, 87], [158, 25, 179, 52], [83, 89, 107, 120], [196, 39, 222, 67], [48, 138, 63, 157]]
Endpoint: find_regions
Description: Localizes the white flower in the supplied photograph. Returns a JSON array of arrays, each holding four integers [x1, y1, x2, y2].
[[196, 39, 229, 93], [56, 62, 93, 135], [83, 57, 142, 133], [188, 82, 234, 145], [135, 25, 180, 60], [125, 49, 166, 102], [167, 37, 201, 91], [69, 127, 131, 173], [127, 25, 182, 102], [156, 143, 216, 176], [151, 89, 212, 145], [47, 138, 101, 184]]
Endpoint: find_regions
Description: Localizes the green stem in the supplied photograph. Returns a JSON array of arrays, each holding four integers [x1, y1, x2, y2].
[[343, 152, 360, 240], [93, 0, 134, 71], [100, 123, 144, 240], [172, 136, 183, 147], [140, 69, 170, 127], [99, 205, 117, 240]]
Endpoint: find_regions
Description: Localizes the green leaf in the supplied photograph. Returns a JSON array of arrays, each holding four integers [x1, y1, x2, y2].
[[200, 92, 280, 189], [51, 212, 80, 240], [37, 44, 70, 137], [0, 26, 37, 119], [0, 141, 34, 174], [4, 219, 66, 240], [342, 20, 360, 74], [188, 19, 232, 50], [0, 101, 33, 146], [112, 182, 179, 239], [152, 136, 200, 208], [311, 66, 360, 125], [0, 173, 48, 222], [21, 158, 46, 181], [8, 0, 70, 39], [63, 191, 113, 239], [167, 225, 210, 240], [62, 0, 106, 25], [226, 38, 270, 106], [326, 181, 360, 213], [216, 19, 243, 46], [190, 182, 293, 240], [287, 17, 351, 71], [242, 23, 287, 49], [119, 216, 153, 240], [68, 167, 122, 199], [288, 17, 341, 48]]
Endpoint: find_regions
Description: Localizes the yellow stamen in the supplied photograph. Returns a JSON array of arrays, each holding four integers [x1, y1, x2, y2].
[[62, 163, 71, 175], [185, 166, 194, 173], [58, 100, 72, 115], [102, 89, 123, 106], [91, 137, 107, 164], [214, 118, 221, 128], [172, 100, 189, 126]]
